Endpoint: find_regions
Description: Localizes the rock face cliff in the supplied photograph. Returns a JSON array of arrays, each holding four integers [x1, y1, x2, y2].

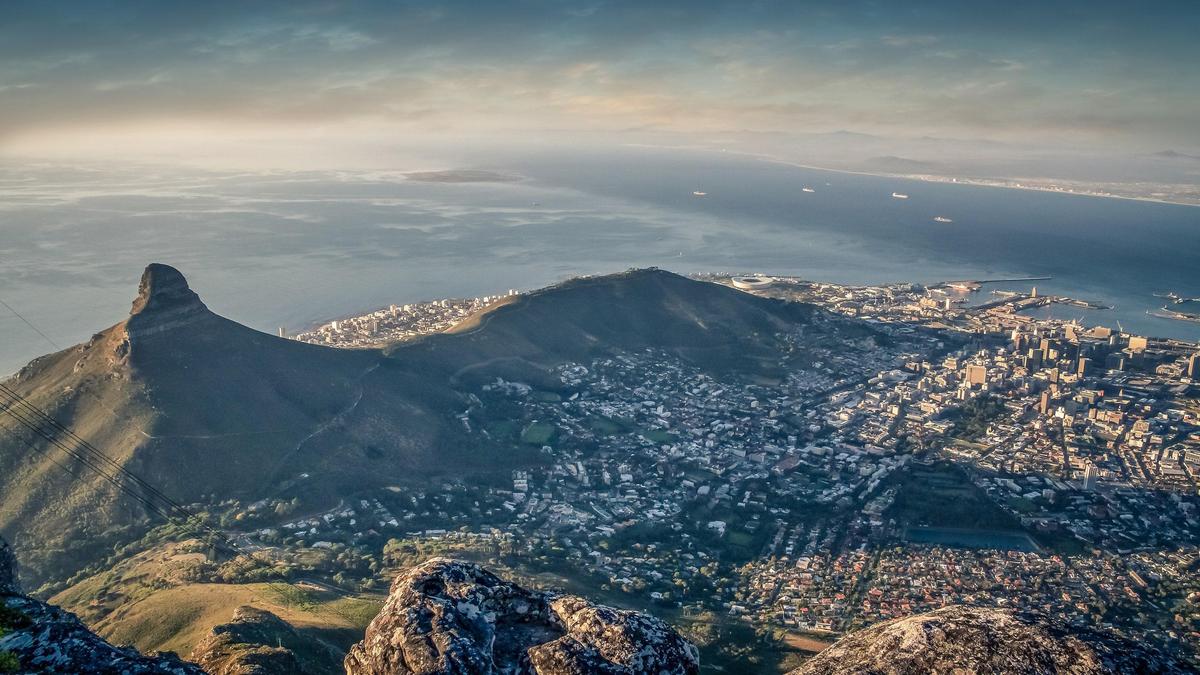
[[344, 558, 700, 675], [0, 538, 16, 595], [125, 263, 211, 339], [790, 605, 1192, 675], [0, 535, 204, 674]]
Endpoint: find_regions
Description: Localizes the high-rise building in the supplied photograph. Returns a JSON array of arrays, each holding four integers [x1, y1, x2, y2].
[[1077, 357, 1090, 376], [1038, 390, 1051, 415], [1128, 335, 1148, 352], [1189, 352, 1200, 379], [1082, 463, 1097, 491], [1028, 348, 1044, 370], [965, 364, 987, 386]]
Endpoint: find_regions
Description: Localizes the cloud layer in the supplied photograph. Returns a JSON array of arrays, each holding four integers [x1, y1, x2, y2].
[[1, 0, 1198, 157]]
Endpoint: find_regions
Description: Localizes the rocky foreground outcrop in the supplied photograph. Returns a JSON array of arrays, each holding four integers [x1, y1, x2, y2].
[[0, 535, 204, 674], [790, 605, 1192, 675], [188, 606, 307, 675], [345, 557, 699, 674]]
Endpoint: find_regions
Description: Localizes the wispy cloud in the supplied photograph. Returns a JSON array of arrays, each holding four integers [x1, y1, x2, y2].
[[0, 0, 1196, 156]]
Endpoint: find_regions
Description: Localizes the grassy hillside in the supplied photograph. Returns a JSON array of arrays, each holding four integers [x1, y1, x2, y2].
[[50, 540, 379, 674]]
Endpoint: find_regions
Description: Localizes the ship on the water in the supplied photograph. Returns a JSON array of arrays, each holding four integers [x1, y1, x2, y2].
[[692, 191, 707, 197], [933, 216, 953, 223], [892, 192, 909, 199], [802, 187, 815, 193]]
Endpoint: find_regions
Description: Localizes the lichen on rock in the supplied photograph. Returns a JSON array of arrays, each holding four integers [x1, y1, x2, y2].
[[789, 605, 1191, 675], [345, 557, 699, 675], [0, 535, 203, 675]]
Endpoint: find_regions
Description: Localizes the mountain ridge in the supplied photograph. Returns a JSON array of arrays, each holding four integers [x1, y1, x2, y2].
[[0, 264, 830, 586]]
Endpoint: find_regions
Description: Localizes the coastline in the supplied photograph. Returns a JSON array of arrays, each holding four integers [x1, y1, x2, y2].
[[624, 143, 1200, 209]]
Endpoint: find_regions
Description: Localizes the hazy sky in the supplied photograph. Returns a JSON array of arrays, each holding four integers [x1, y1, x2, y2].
[[2, 0, 1198, 160]]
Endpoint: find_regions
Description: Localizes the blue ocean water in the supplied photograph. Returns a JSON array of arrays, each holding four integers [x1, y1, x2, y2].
[[1, 147, 1197, 374]]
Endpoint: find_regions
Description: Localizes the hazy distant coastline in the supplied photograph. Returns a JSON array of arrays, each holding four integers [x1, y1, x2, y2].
[[630, 143, 1200, 208], [4, 150, 1200, 375], [891, 173, 1200, 208]]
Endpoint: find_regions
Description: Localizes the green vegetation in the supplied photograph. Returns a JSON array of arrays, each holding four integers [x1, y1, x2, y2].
[[0, 605, 29, 633], [641, 428, 677, 444], [889, 462, 1022, 531], [0, 606, 30, 673], [725, 531, 757, 548], [324, 597, 384, 629], [1006, 496, 1038, 514], [674, 609, 808, 674], [948, 395, 1006, 440], [520, 422, 557, 445], [268, 583, 320, 612], [589, 416, 633, 436]]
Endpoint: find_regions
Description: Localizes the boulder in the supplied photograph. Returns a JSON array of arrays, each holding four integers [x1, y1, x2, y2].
[[345, 557, 699, 675], [789, 605, 1191, 675]]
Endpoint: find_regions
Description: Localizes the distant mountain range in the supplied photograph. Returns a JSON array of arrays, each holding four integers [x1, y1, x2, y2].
[[1154, 149, 1200, 161], [0, 264, 836, 585]]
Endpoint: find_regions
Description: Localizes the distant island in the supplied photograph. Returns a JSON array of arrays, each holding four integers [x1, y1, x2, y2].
[[404, 169, 523, 183]]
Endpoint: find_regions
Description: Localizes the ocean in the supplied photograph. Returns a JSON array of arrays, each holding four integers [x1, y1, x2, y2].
[[2, 146, 1198, 375]]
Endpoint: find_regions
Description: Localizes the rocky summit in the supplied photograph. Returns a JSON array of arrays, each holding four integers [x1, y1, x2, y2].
[[125, 262, 212, 338], [344, 557, 700, 675], [0, 535, 204, 675], [790, 605, 1193, 675], [188, 605, 332, 675]]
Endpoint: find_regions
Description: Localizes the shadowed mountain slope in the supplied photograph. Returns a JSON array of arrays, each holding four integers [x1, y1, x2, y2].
[[1, 265, 452, 585], [0, 265, 833, 585], [404, 268, 817, 382]]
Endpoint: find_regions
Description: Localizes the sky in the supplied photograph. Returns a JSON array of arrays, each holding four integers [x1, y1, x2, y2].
[[1, 0, 1199, 164]]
